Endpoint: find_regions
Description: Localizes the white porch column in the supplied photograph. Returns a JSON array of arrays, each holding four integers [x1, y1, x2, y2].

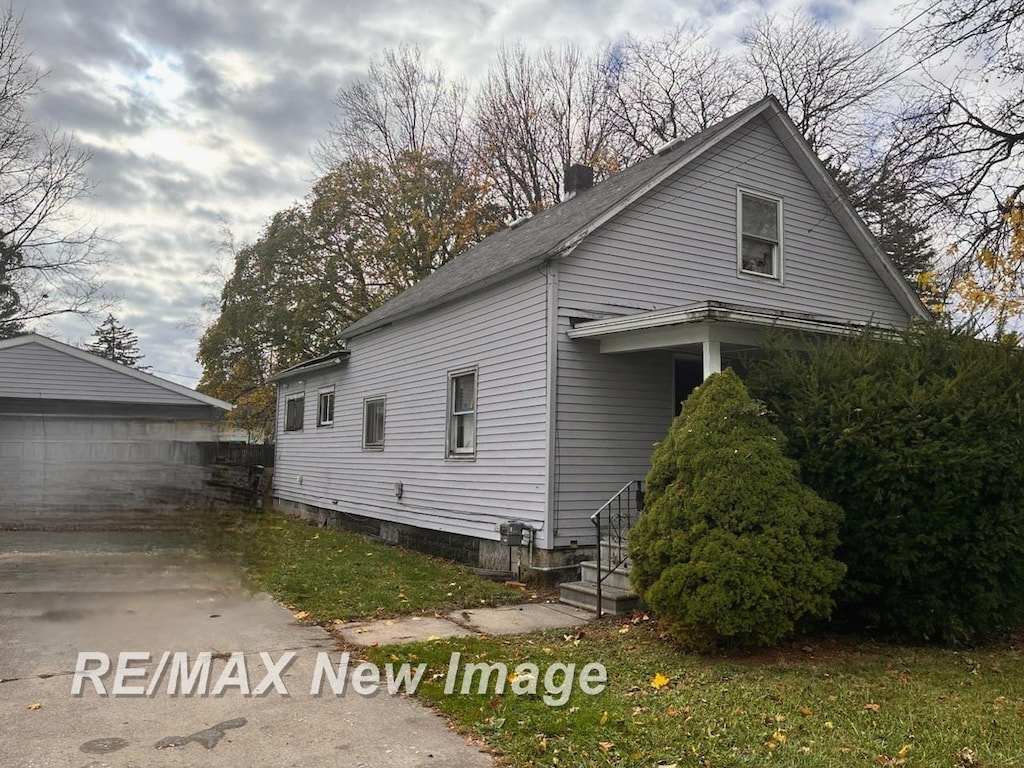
[[702, 338, 721, 380]]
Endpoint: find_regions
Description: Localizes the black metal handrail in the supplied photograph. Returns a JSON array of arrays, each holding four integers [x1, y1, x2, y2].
[[590, 479, 644, 617]]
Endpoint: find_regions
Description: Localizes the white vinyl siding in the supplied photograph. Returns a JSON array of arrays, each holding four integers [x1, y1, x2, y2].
[[273, 269, 550, 546], [558, 115, 913, 326], [553, 315, 674, 544], [552, 114, 916, 544]]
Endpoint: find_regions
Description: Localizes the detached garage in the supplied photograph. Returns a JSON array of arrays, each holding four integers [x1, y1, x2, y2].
[[0, 334, 233, 527]]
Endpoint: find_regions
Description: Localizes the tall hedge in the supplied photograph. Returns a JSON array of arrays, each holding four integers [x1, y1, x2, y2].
[[628, 369, 845, 650], [747, 326, 1024, 645]]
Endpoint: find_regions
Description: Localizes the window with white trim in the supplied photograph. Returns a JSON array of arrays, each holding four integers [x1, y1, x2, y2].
[[447, 369, 477, 457], [284, 393, 305, 432], [738, 190, 782, 278], [363, 396, 385, 449], [317, 388, 335, 427]]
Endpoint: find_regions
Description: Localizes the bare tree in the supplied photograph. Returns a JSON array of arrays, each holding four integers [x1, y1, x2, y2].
[[472, 42, 616, 218], [742, 11, 895, 158], [906, 0, 1024, 258], [0, 5, 105, 336], [318, 45, 469, 170], [604, 25, 753, 163]]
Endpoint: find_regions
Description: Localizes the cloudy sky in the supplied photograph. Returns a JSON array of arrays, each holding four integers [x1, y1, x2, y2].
[[19, 0, 903, 387]]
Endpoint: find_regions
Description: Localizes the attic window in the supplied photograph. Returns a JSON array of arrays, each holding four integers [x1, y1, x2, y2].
[[738, 190, 783, 279]]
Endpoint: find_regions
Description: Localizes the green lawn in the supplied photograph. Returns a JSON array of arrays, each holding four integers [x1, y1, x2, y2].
[[204, 510, 1024, 767], [363, 621, 1024, 768], [203, 510, 524, 620]]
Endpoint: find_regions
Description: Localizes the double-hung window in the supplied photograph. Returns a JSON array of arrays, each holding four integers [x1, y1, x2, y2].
[[738, 190, 783, 279], [284, 393, 305, 432], [447, 369, 477, 458], [363, 396, 385, 449], [317, 388, 335, 427]]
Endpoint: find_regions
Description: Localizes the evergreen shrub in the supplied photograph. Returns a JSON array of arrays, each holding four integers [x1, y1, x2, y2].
[[747, 326, 1024, 644], [628, 369, 845, 649]]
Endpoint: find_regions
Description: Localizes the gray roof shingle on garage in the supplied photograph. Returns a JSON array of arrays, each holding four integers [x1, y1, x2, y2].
[[340, 98, 770, 340]]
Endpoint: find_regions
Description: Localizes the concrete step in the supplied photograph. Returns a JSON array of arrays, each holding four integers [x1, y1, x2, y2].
[[597, 541, 632, 570], [579, 560, 633, 592], [558, 580, 642, 616]]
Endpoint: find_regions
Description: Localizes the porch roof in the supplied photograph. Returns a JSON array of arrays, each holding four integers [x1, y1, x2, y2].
[[566, 300, 887, 354]]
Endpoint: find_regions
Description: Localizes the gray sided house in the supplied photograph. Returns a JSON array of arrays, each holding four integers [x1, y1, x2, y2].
[[0, 333, 233, 526], [270, 97, 929, 572]]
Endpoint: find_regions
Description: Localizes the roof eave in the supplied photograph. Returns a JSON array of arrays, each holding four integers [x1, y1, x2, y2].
[[267, 351, 350, 383], [340, 254, 554, 341]]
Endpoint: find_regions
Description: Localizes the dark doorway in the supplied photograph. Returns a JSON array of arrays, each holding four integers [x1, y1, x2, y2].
[[673, 358, 704, 416]]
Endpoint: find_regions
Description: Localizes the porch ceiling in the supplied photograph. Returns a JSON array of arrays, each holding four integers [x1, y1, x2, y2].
[[566, 300, 867, 354]]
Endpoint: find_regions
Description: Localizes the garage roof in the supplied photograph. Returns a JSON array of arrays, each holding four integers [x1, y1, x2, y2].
[[0, 334, 232, 410]]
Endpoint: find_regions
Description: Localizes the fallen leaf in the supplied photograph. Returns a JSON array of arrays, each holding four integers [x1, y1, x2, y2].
[[27, 703, 41, 710], [650, 672, 670, 689], [618, 625, 630, 634], [293, 610, 309, 620], [597, 741, 614, 753], [766, 729, 787, 749], [863, 703, 881, 713], [599, 710, 609, 725], [799, 707, 813, 716]]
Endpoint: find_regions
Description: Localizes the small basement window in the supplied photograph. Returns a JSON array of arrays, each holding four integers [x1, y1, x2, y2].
[[317, 388, 335, 427], [447, 369, 477, 458], [738, 190, 783, 278], [363, 396, 385, 449], [285, 393, 305, 432]]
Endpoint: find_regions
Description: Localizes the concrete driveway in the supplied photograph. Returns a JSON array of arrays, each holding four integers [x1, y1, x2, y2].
[[0, 511, 493, 768]]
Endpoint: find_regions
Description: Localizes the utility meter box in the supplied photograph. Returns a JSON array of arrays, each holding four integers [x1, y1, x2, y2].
[[499, 520, 525, 545]]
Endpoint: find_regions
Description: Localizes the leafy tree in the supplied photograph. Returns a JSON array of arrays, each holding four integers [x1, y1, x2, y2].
[[829, 147, 937, 279], [748, 326, 1024, 644], [0, 6, 106, 327], [629, 370, 845, 650], [0, 238, 24, 337], [197, 151, 502, 438], [917, 205, 1024, 336], [88, 314, 148, 369]]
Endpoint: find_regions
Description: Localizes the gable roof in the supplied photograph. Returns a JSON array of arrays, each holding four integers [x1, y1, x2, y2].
[[341, 96, 930, 341], [0, 333, 232, 410]]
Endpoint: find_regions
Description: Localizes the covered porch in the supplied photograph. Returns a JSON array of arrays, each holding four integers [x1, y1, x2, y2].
[[558, 301, 864, 613], [567, 299, 864, 383]]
